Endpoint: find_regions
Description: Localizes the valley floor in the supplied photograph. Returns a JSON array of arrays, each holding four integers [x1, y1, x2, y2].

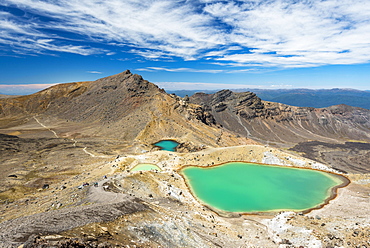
[[1, 141, 369, 248]]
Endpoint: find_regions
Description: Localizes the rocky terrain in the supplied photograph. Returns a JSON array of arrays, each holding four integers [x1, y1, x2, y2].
[[190, 90, 370, 172], [0, 71, 369, 247], [290, 141, 370, 174], [0, 71, 248, 147]]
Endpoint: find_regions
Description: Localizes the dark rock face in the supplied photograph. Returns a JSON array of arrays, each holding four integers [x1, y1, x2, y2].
[[190, 90, 370, 141], [191, 90, 265, 120], [190, 89, 370, 144], [186, 105, 217, 126], [190, 89, 370, 173], [176, 142, 206, 153]]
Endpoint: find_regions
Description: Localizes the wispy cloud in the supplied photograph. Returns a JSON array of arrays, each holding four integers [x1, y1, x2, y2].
[[137, 66, 262, 73], [87, 71, 102, 74], [137, 67, 225, 73], [0, 10, 107, 56], [156, 81, 293, 90], [0, 83, 56, 95], [0, 84, 56, 89], [1, 0, 370, 68]]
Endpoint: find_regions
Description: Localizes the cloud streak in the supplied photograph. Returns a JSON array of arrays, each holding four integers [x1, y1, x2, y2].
[[0, 83, 56, 95], [156, 81, 293, 90], [1, 0, 370, 68], [87, 71, 102, 74], [137, 67, 225, 73]]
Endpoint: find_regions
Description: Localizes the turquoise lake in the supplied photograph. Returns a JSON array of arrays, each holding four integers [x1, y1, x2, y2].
[[153, 140, 179, 152], [131, 163, 161, 172], [181, 162, 346, 213]]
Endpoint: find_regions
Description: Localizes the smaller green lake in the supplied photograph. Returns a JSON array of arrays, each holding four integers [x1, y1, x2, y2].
[[131, 163, 161, 172], [181, 162, 347, 213], [153, 140, 179, 152]]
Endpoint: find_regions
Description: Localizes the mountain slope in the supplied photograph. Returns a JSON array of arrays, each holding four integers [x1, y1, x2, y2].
[[190, 89, 370, 146], [0, 70, 250, 148]]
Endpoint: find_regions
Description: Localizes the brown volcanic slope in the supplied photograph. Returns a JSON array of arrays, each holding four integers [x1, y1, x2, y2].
[[190, 90, 370, 173], [0, 70, 249, 147]]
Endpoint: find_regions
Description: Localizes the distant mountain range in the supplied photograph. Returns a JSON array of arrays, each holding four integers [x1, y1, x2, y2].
[[168, 88, 370, 110], [0, 94, 19, 99]]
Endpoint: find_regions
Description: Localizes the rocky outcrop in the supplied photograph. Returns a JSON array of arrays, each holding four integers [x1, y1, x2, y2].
[[175, 141, 206, 152], [0, 194, 147, 247], [184, 105, 217, 126], [189, 89, 370, 171], [190, 90, 370, 145]]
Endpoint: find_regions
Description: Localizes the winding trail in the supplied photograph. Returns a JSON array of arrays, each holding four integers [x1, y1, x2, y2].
[[82, 147, 110, 158], [33, 116, 109, 158], [33, 116, 59, 138]]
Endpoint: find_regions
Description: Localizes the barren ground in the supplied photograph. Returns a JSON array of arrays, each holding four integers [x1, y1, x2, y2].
[[1, 134, 369, 247]]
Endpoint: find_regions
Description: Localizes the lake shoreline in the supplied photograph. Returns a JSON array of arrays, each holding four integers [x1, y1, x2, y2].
[[178, 161, 350, 216]]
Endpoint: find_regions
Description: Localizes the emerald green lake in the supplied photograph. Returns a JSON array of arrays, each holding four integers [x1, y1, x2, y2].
[[181, 162, 346, 213], [153, 140, 179, 152], [131, 163, 161, 172]]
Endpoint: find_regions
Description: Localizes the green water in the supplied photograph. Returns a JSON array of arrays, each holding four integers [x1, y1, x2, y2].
[[153, 140, 179, 152], [181, 162, 344, 213], [131, 163, 161, 172]]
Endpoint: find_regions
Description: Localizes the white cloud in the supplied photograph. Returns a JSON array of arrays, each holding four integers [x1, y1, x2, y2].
[[206, 0, 370, 67], [137, 66, 262, 74], [2, 0, 221, 58], [0, 83, 56, 95], [1, 0, 370, 68], [87, 71, 102, 74], [156, 81, 293, 90], [0, 84, 56, 89], [137, 67, 224, 73], [156, 81, 254, 90], [0, 12, 107, 55]]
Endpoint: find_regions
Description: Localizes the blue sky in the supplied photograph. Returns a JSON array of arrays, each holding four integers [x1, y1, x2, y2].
[[1, 0, 370, 95]]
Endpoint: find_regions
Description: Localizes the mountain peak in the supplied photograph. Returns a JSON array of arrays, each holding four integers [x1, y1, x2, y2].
[[110, 69, 132, 77]]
